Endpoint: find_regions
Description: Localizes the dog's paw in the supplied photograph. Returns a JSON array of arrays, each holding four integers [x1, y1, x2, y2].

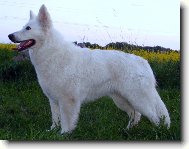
[[46, 129, 52, 132], [60, 129, 73, 135], [45, 126, 55, 132], [61, 130, 65, 135], [50, 124, 56, 130], [46, 124, 60, 132]]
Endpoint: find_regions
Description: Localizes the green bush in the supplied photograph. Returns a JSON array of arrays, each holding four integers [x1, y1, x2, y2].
[[150, 60, 180, 89], [0, 48, 36, 82], [0, 60, 36, 82]]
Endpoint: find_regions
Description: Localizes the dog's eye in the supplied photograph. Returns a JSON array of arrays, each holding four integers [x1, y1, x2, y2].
[[26, 26, 31, 30]]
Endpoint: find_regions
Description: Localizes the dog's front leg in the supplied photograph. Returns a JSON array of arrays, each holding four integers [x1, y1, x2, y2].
[[49, 99, 60, 130], [58, 97, 81, 135]]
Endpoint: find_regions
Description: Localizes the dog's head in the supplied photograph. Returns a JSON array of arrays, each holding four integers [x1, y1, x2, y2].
[[8, 4, 52, 51]]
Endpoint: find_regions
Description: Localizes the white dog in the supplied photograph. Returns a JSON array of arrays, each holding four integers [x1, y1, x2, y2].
[[8, 5, 170, 134]]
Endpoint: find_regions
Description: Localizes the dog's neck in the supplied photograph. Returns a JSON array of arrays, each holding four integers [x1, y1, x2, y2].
[[29, 28, 67, 66]]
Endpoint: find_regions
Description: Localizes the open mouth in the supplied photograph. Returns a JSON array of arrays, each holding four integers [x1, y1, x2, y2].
[[14, 39, 35, 51]]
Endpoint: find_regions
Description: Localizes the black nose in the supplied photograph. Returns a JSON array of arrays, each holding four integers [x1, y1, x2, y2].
[[8, 34, 15, 41]]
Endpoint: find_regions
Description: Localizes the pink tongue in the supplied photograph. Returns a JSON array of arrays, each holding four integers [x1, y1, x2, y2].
[[20, 41, 29, 47], [17, 40, 32, 50]]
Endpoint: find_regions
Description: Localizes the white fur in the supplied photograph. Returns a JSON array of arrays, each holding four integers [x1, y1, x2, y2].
[[10, 5, 170, 134]]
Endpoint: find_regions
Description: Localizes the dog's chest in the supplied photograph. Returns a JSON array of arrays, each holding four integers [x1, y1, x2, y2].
[[33, 61, 63, 97]]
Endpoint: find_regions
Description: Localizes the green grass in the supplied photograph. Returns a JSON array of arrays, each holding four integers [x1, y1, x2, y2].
[[0, 48, 181, 141]]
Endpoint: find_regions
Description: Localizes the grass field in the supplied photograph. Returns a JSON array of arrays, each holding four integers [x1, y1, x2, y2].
[[0, 44, 180, 141]]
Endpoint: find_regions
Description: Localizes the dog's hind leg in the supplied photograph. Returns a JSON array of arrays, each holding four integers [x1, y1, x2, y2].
[[58, 97, 81, 134], [111, 94, 141, 129], [123, 88, 170, 128]]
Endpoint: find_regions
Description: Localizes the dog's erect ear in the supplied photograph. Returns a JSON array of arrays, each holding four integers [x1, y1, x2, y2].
[[30, 10, 36, 20], [38, 4, 52, 30]]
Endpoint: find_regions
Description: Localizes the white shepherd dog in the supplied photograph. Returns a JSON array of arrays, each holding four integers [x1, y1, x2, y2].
[[8, 5, 170, 134]]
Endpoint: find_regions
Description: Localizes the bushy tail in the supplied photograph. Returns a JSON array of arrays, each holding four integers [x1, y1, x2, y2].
[[155, 92, 171, 128]]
